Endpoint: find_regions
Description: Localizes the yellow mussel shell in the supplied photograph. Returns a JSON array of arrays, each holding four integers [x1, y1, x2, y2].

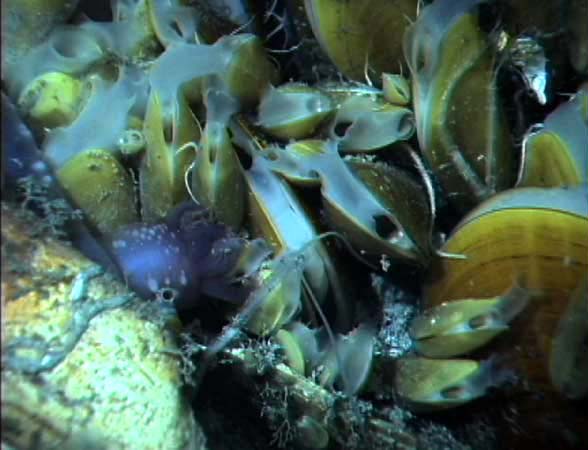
[[427, 186, 588, 303], [381, 73, 411, 106], [275, 328, 307, 375], [18, 71, 86, 129], [256, 139, 433, 264], [57, 148, 138, 235], [411, 186, 588, 447], [191, 89, 244, 229], [405, 0, 514, 212], [243, 157, 350, 329], [245, 262, 303, 337], [303, 0, 417, 81], [216, 33, 279, 107], [140, 91, 200, 221], [257, 84, 334, 140], [518, 87, 588, 188]]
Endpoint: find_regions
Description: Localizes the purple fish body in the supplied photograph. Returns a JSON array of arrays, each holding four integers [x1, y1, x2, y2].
[[111, 221, 196, 301], [110, 202, 253, 308]]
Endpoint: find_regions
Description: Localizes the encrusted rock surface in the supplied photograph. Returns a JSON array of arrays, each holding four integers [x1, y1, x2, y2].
[[1, 203, 207, 450]]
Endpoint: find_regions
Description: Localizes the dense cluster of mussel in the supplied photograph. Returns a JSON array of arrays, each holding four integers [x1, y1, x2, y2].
[[2, 0, 587, 448]]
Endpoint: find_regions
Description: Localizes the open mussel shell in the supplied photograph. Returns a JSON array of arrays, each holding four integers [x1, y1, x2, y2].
[[381, 73, 411, 106], [412, 271, 536, 358], [191, 120, 245, 229], [191, 89, 245, 229], [243, 156, 350, 328], [303, 0, 417, 81], [2, 0, 80, 72], [424, 186, 588, 398], [257, 83, 335, 140], [256, 139, 432, 265], [260, 139, 325, 187], [42, 73, 139, 170], [404, 0, 514, 213], [276, 328, 307, 375], [244, 158, 328, 300], [57, 148, 138, 235], [215, 33, 279, 107], [139, 91, 199, 221], [322, 157, 432, 265], [245, 265, 303, 337], [147, 0, 200, 47], [329, 95, 415, 152], [518, 87, 588, 188], [275, 322, 323, 377]]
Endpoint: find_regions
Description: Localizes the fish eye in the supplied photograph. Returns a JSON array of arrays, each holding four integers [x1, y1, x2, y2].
[[157, 287, 179, 303], [468, 313, 494, 329], [440, 385, 467, 400]]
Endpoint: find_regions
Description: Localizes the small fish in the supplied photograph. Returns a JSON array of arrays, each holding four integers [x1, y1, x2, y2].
[[395, 354, 516, 411], [437, 354, 517, 403], [109, 202, 257, 308], [411, 276, 538, 358], [318, 321, 377, 396]]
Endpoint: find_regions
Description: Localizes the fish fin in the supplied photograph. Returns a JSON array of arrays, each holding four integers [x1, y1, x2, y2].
[[495, 273, 539, 324], [467, 354, 517, 398]]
